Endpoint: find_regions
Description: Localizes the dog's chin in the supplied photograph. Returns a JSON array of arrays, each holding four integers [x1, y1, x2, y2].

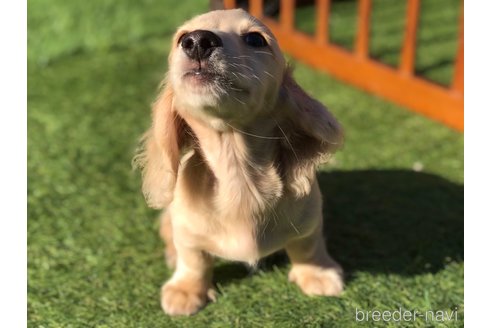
[[176, 73, 221, 108], [177, 72, 244, 113]]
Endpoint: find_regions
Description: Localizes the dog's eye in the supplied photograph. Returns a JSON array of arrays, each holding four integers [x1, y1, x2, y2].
[[242, 32, 268, 47]]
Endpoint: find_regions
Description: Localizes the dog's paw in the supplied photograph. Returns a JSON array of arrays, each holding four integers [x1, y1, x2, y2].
[[288, 264, 344, 296], [161, 281, 213, 316]]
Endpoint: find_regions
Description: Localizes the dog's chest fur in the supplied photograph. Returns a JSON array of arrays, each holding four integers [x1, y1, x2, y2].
[[169, 127, 317, 264]]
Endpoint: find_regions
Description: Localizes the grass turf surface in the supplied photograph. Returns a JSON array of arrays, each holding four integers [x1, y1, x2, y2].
[[28, 0, 464, 327]]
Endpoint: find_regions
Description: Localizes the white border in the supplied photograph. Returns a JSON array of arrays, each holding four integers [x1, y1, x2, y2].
[[0, 0, 27, 325], [465, 0, 492, 326]]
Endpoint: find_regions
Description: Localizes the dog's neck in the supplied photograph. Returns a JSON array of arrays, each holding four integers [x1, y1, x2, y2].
[[181, 114, 284, 220]]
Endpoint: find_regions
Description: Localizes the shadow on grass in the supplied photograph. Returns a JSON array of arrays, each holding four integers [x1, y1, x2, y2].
[[214, 169, 463, 286]]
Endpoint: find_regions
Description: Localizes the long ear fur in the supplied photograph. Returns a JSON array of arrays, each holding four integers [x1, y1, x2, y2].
[[133, 82, 187, 209], [278, 69, 344, 198]]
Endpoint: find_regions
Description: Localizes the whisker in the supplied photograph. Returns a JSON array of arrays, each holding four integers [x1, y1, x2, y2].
[[262, 202, 280, 237], [250, 74, 265, 86], [232, 95, 246, 105], [289, 221, 301, 235], [254, 51, 273, 56], [226, 123, 285, 140], [226, 54, 253, 60], [230, 70, 248, 81], [234, 63, 254, 71], [236, 72, 251, 80], [273, 118, 299, 161]]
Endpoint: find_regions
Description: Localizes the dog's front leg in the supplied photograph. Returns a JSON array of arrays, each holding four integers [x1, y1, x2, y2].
[[161, 241, 214, 316], [286, 223, 344, 297]]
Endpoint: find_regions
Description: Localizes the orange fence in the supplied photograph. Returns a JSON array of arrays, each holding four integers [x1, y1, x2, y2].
[[222, 0, 464, 131]]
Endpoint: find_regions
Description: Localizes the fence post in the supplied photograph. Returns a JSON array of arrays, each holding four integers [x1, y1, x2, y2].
[[452, 3, 464, 94], [249, 0, 263, 18], [400, 0, 420, 76], [280, 0, 295, 31], [355, 0, 371, 59], [315, 0, 330, 44], [223, 0, 236, 9]]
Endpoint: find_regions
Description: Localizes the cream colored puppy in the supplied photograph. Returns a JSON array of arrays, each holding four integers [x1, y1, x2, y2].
[[135, 9, 344, 316]]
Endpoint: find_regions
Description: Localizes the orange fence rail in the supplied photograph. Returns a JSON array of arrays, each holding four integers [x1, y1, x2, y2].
[[222, 0, 464, 131]]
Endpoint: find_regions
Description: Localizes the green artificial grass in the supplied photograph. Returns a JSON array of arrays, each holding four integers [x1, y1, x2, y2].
[[28, 0, 464, 327]]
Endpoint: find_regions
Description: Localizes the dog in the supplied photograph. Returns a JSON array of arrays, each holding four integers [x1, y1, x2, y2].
[[134, 8, 344, 316]]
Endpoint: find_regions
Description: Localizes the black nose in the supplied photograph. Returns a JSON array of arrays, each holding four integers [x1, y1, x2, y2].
[[180, 30, 223, 60]]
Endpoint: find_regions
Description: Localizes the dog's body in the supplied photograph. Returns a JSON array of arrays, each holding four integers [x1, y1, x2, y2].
[[135, 9, 344, 315]]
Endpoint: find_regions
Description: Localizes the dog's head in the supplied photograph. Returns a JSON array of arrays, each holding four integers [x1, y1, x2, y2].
[[136, 9, 343, 208], [168, 9, 285, 127]]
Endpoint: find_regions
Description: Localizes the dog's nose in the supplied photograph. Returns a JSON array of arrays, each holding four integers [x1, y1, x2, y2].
[[180, 30, 223, 60]]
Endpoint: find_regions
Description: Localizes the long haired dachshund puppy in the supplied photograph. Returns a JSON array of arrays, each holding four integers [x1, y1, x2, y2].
[[135, 9, 344, 316]]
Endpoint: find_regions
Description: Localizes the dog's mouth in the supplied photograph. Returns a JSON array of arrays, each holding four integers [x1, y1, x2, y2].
[[182, 67, 249, 96], [183, 68, 218, 84]]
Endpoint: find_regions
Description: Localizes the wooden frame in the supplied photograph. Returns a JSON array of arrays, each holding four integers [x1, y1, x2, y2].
[[222, 0, 464, 131]]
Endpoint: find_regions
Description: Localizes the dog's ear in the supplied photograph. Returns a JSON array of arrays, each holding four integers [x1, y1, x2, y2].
[[134, 82, 188, 209], [277, 69, 344, 198]]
